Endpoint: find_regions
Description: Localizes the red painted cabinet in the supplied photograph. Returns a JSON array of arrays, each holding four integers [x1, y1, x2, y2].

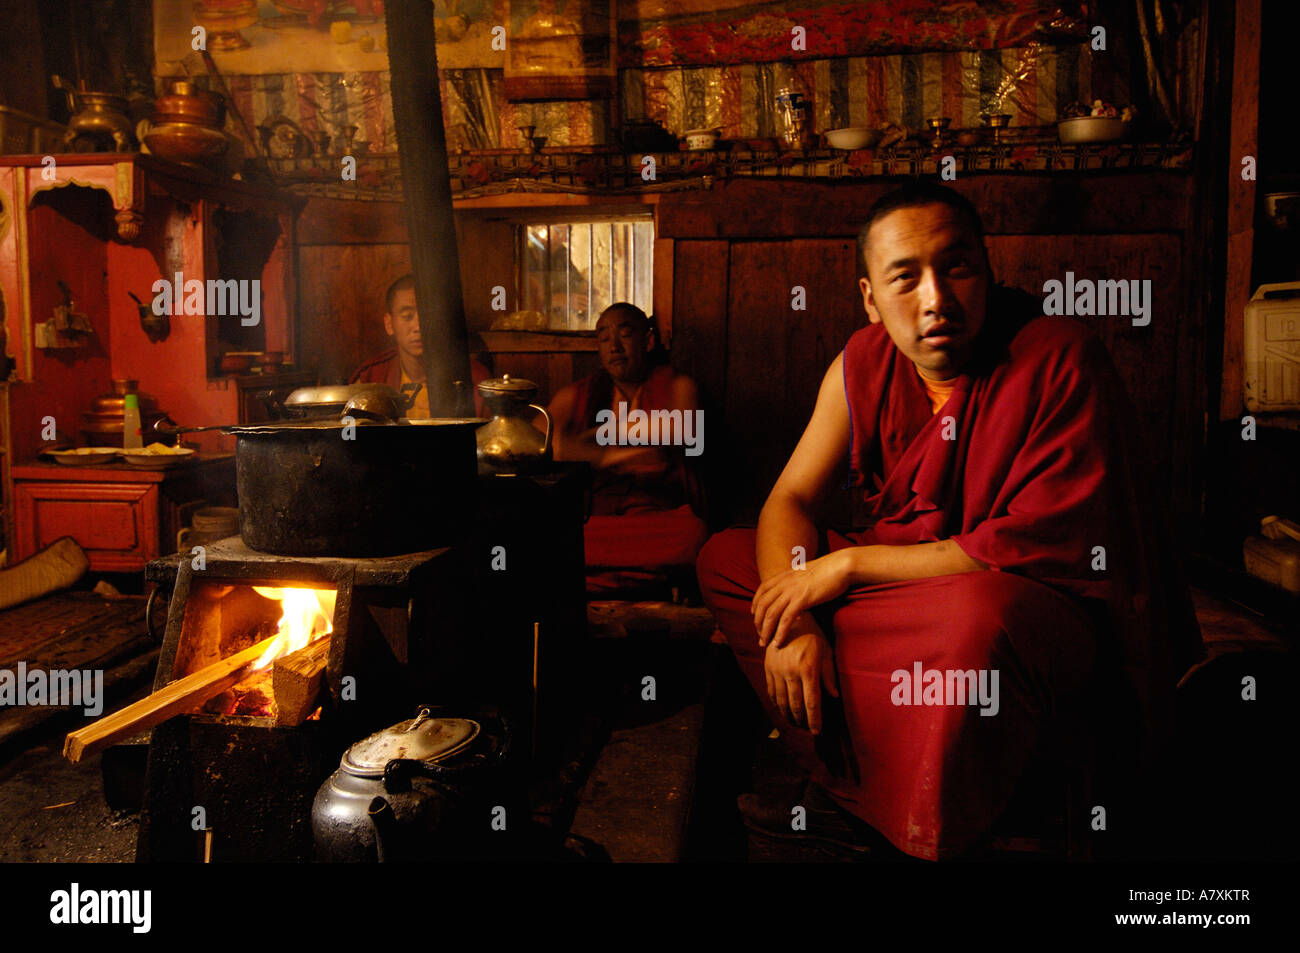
[[11, 456, 235, 572]]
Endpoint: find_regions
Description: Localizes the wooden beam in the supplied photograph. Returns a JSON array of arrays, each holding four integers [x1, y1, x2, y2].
[[1220, 0, 1261, 420], [62, 635, 278, 763]]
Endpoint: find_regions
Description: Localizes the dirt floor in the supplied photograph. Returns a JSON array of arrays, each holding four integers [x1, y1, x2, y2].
[[0, 723, 140, 862]]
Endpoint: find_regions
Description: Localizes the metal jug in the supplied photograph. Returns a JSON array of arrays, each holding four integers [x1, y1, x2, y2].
[[475, 375, 552, 473], [52, 76, 135, 152]]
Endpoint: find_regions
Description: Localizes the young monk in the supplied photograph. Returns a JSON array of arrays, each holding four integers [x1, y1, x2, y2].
[[351, 273, 490, 417], [548, 303, 708, 593], [696, 181, 1202, 859]]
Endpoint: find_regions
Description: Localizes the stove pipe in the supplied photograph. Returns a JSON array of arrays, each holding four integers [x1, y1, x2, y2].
[[385, 0, 474, 417]]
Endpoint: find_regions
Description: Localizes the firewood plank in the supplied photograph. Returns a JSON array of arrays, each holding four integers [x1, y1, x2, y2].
[[62, 635, 279, 763], [272, 638, 330, 727]]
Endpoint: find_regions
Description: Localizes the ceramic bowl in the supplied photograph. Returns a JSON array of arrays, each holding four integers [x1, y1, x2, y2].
[[825, 127, 881, 150], [684, 128, 720, 150]]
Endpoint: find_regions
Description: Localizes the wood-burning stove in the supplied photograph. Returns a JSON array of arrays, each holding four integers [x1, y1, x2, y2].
[[133, 466, 587, 862]]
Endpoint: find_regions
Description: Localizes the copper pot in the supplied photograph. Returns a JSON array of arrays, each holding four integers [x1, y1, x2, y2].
[[144, 122, 229, 167], [83, 381, 164, 444], [153, 81, 226, 128]]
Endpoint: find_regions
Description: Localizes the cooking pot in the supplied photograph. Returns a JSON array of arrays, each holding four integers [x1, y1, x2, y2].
[[312, 707, 512, 862], [156, 415, 483, 556]]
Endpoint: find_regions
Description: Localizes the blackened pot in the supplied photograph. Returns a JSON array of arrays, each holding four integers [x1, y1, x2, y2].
[[233, 418, 481, 557]]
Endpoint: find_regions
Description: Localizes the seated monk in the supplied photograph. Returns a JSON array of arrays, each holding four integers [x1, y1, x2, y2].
[[351, 273, 490, 417], [548, 303, 709, 594], [696, 182, 1202, 860]]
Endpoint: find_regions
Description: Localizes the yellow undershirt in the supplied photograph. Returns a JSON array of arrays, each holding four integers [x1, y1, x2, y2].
[[399, 366, 431, 419], [918, 369, 958, 415]]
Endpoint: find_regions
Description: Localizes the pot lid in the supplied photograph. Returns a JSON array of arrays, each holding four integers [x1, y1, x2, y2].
[[478, 374, 538, 397], [341, 711, 480, 777], [285, 383, 402, 408]]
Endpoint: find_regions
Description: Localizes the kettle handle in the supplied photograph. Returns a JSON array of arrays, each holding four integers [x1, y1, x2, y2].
[[381, 717, 513, 791], [528, 403, 552, 456]]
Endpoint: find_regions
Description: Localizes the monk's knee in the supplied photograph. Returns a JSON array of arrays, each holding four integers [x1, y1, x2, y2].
[[696, 527, 758, 597], [941, 570, 1095, 669]]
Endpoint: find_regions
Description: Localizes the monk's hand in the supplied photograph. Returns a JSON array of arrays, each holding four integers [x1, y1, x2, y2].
[[751, 549, 853, 649], [763, 631, 840, 735]]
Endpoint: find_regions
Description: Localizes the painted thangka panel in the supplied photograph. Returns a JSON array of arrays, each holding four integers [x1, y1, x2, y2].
[[155, 0, 508, 75], [503, 0, 616, 100], [616, 0, 1086, 67]]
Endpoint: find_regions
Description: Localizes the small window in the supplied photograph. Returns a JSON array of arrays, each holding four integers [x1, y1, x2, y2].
[[519, 218, 654, 330]]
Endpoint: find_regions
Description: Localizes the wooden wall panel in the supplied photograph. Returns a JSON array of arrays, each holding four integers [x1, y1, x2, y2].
[[985, 233, 1187, 498], [670, 241, 729, 409], [296, 243, 413, 385], [721, 238, 865, 522], [657, 176, 1192, 241]]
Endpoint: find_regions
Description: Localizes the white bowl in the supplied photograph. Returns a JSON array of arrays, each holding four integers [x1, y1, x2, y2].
[[1057, 116, 1126, 144], [825, 127, 881, 150], [684, 128, 719, 150]]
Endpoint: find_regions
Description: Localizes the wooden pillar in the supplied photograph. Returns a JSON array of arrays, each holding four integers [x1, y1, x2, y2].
[[1220, 0, 1261, 420], [384, 0, 472, 416]]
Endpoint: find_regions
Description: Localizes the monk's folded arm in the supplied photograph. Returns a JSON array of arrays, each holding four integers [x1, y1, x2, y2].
[[844, 539, 989, 585], [755, 353, 853, 584], [756, 488, 822, 581]]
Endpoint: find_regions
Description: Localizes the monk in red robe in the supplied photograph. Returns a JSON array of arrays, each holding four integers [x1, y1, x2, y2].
[[351, 273, 490, 416], [696, 182, 1201, 859], [549, 303, 709, 593]]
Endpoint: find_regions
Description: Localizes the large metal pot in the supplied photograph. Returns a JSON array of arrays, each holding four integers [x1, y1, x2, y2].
[[230, 417, 481, 556]]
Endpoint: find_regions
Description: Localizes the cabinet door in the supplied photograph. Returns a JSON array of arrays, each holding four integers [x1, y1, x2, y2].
[[13, 481, 159, 572]]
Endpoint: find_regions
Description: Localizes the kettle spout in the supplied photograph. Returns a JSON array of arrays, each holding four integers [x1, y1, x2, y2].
[[368, 796, 398, 863]]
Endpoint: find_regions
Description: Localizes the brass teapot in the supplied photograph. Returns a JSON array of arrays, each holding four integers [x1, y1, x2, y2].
[[475, 375, 552, 474]]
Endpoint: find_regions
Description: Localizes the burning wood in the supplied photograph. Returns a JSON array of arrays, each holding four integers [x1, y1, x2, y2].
[[64, 586, 338, 761], [272, 637, 330, 726], [250, 586, 335, 668], [63, 634, 280, 763]]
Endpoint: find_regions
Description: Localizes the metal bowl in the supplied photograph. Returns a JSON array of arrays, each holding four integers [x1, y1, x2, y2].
[[1057, 116, 1126, 144]]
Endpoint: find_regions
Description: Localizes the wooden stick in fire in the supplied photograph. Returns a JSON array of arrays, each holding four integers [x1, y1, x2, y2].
[[62, 635, 280, 763]]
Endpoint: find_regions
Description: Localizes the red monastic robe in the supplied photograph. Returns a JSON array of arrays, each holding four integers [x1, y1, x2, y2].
[[565, 363, 709, 589], [697, 286, 1202, 859]]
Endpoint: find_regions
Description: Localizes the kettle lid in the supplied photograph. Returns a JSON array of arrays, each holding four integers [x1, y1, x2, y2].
[[477, 373, 539, 398], [341, 710, 480, 777]]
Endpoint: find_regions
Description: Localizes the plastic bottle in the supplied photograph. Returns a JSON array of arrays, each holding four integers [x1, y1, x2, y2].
[[122, 393, 143, 449]]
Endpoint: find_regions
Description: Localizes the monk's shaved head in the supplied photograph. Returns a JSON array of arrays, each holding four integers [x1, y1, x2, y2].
[[857, 182, 987, 281]]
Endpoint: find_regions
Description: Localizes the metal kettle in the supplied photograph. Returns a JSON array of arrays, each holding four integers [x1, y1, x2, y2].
[[311, 707, 512, 863], [475, 375, 552, 473]]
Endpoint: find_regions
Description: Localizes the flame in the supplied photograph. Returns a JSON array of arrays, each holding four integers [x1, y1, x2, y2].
[[250, 586, 336, 670]]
